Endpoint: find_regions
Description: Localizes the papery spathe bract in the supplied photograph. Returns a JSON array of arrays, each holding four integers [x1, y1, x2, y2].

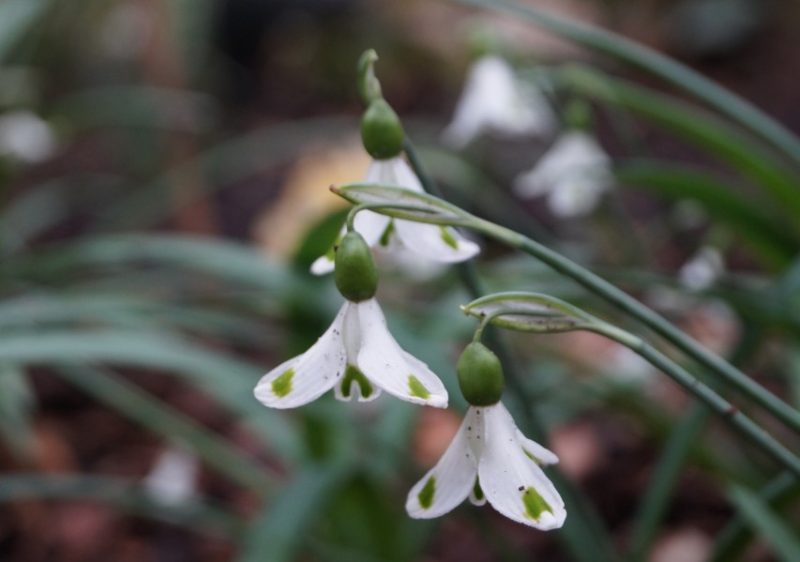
[[254, 297, 448, 409], [406, 401, 565, 530], [442, 55, 556, 148], [310, 156, 479, 275], [513, 131, 612, 217]]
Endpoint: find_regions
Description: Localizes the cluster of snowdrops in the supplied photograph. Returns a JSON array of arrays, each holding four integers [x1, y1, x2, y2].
[[254, 50, 571, 530]]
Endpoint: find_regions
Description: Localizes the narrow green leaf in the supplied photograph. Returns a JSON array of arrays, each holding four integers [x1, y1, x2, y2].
[[56, 365, 275, 493], [0, 473, 242, 536], [0, 331, 300, 459], [0, 365, 35, 459], [239, 464, 348, 562], [0, 0, 49, 62], [455, 0, 800, 165], [729, 484, 800, 562]]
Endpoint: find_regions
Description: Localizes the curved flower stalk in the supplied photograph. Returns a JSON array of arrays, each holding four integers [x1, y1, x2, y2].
[[442, 55, 556, 148], [513, 130, 612, 217], [257, 231, 448, 409], [406, 400, 565, 529]]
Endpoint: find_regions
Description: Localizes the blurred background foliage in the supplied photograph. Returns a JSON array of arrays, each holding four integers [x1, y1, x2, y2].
[[1, 0, 799, 561]]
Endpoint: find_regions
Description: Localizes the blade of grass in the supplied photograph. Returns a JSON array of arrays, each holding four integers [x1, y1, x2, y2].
[[0, 0, 49, 62], [238, 463, 349, 562], [453, 0, 800, 166], [728, 484, 800, 562], [553, 66, 800, 219], [615, 160, 799, 268], [0, 331, 300, 459], [56, 364, 275, 494]]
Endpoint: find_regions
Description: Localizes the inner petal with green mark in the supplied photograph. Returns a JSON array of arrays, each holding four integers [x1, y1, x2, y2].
[[271, 368, 294, 398], [522, 486, 553, 521], [418, 476, 436, 509], [473, 478, 484, 501], [341, 364, 373, 399], [379, 221, 395, 247], [408, 375, 431, 399], [439, 226, 459, 249]]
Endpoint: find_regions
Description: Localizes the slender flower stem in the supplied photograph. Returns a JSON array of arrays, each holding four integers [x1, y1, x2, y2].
[[464, 214, 800, 436], [587, 323, 800, 479]]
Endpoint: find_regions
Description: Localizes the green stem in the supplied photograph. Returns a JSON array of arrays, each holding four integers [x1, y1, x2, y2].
[[405, 139, 620, 562], [466, 215, 800, 436], [453, 0, 800, 167], [588, 324, 800, 479]]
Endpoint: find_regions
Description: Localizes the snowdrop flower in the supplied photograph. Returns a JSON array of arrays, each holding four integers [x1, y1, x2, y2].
[[0, 110, 56, 163], [679, 246, 724, 291], [406, 342, 566, 529], [514, 131, 612, 217], [144, 448, 198, 506], [311, 99, 479, 275], [442, 55, 555, 149], [257, 231, 448, 408]]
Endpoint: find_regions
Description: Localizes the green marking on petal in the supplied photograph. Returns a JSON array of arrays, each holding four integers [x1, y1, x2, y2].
[[522, 486, 553, 521], [379, 220, 395, 247], [473, 478, 484, 501], [408, 375, 431, 400], [418, 476, 436, 509], [523, 447, 536, 462], [342, 364, 373, 399], [439, 226, 459, 249], [271, 368, 294, 398]]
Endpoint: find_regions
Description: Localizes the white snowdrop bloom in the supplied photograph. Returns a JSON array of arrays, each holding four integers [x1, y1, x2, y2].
[[442, 55, 556, 149], [0, 110, 56, 163], [406, 401, 566, 530], [144, 448, 199, 506], [310, 156, 479, 275], [679, 246, 724, 291], [514, 131, 613, 217], [255, 298, 448, 408]]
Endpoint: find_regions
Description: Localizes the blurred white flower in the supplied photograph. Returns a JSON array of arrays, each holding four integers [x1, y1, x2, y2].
[[513, 131, 612, 217], [255, 297, 448, 408], [679, 246, 724, 291], [310, 156, 479, 275], [144, 448, 198, 506], [0, 110, 56, 163], [406, 401, 565, 530], [442, 55, 555, 148]]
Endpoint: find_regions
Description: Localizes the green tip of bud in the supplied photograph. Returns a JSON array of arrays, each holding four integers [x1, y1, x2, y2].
[[361, 99, 405, 159], [357, 49, 382, 105], [457, 342, 505, 406], [335, 231, 378, 302], [563, 99, 593, 131]]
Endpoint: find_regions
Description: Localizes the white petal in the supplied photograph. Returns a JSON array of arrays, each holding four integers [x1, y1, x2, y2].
[[353, 209, 392, 247], [394, 220, 479, 263], [354, 299, 448, 407], [478, 403, 566, 530], [406, 409, 480, 518], [254, 303, 348, 408], [367, 157, 424, 193], [310, 254, 335, 275], [516, 429, 559, 466]]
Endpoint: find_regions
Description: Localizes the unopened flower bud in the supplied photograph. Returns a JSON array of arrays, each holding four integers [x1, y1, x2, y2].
[[361, 99, 404, 160], [457, 342, 504, 406], [335, 231, 378, 301]]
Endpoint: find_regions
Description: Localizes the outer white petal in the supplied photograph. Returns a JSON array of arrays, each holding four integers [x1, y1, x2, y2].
[[478, 403, 566, 530], [368, 157, 424, 193], [254, 303, 348, 408], [515, 429, 559, 466], [394, 220, 480, 263], [310, 254, 335, 275], [354, 299, 448, 407], [406, 408, 481, 518]]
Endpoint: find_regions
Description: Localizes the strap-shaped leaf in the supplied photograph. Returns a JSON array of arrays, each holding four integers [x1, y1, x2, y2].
[[332, 183, 469, 226], [462, 292, 598, 333]]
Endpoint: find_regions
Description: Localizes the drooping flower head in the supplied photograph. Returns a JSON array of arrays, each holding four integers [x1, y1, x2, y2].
[[406, 342, 566, 529], [442, 55, 556, 149], [256, 230, 448, 409], [311, 88, 479, 275]]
